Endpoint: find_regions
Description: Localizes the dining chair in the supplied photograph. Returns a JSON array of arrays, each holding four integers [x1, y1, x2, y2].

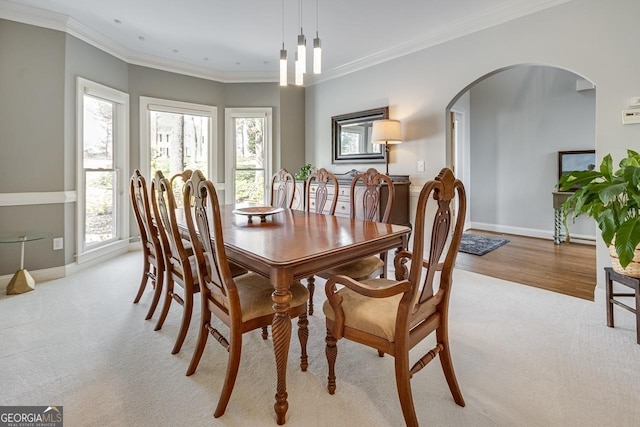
[[151, 170, 200, 355], [304, 168, 339, 315], [320, 168, 395, 281], [269, 168, 297, 209], [323, 168, 466, 427], [183, 169, 310, 418], [129, 169, 164, 320]]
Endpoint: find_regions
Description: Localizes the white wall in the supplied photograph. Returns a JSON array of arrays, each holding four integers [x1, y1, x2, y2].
[[305, 0, 640, 282], [469, 65, 595, 239]]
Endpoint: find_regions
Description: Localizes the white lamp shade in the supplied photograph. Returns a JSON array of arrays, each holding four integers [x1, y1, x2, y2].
[[371, 120, 403, 145]]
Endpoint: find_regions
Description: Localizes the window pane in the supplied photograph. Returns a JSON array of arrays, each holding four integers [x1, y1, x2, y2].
[[83, 95, 114, 169], [85, 170, 116, 245], [150, 111, 209, 177], [234, 118, 265, 169], [234, 170, 264, 204]]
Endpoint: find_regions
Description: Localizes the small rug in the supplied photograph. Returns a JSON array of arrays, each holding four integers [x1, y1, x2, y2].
[[459, 233, 509, 256]]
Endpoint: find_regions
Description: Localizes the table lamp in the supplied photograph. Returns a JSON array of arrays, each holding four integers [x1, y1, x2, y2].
[[371, 119, 402, 175]]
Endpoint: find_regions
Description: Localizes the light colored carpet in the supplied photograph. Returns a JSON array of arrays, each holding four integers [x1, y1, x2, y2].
[[1, 251, 639, 427]]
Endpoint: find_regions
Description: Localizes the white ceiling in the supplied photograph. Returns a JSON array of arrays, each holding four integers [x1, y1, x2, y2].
[[3, 0, 570, 84]]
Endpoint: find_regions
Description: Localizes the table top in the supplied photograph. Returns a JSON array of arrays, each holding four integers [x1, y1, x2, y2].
[[177, 205, 410, 277], [0, 232, 52, 244]]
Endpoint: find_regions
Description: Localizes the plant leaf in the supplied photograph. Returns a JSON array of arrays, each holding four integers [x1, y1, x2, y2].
[[614, 217, 640, 268]]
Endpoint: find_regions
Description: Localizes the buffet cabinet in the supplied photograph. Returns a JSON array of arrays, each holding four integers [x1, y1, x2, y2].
[[301, 169, 411, 228]]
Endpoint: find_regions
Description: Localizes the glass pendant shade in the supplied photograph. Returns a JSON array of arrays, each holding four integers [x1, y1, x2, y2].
[[295, 52, 303, 86], [297, 33, 307, 74], [279, 48, 287, 86], [313, 36, 321, 74]]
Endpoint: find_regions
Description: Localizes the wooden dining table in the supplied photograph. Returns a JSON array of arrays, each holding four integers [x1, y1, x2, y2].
[[179, 204, 410, 424]]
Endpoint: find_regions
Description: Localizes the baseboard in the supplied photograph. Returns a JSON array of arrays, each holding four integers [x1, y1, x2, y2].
[[1, 243, 143, 294], [470, 222, 596, 245]]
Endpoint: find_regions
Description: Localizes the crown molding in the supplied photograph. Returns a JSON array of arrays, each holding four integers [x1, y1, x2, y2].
[[2, 0, 570, 86], [0, 0, 278, 83], [306, 0, 572, 86]]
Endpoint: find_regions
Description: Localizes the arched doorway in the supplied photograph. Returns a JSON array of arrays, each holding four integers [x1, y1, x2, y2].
[[446, 64, 597, 299]]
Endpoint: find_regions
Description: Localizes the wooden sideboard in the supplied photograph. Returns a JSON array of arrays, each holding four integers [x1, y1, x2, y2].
[[305, 169, 411, 228]]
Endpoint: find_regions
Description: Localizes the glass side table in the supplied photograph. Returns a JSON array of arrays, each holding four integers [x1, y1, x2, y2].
[[0, 232, 52, 295]]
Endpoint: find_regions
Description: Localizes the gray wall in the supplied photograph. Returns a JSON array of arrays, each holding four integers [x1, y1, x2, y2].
[[0, 20, 66, 272], [469, 65, 595, 238], [305, 0, 640, 278], [0, 21, 304, 277]]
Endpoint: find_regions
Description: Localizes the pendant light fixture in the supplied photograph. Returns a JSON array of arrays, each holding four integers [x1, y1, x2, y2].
[[279, 0, 287, 86], [295, 51, 303, 85], [280, 0, 324, 85], [313, 0, 321, 74], [297, 0, 307, 75]]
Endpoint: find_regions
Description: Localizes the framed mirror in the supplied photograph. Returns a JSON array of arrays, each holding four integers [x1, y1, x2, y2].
[[332, 107, 388, 164]]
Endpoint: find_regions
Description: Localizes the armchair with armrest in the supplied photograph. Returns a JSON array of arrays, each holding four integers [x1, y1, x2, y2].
[[323, 168, 467, 427]]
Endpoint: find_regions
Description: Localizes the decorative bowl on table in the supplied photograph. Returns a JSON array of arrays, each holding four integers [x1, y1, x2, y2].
[[232, 206, 284, 223]]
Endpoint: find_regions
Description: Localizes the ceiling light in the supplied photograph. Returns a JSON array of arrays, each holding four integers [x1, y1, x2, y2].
[[295, 52, 303, 86], [313, 0, 321, 74], [279, 0, 287, 86], [297, 0, 307, 74]]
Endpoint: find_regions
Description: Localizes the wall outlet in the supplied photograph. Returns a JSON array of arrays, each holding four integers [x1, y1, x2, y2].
[[53, 237, 64, 250], [629, 96, 640, 107], [417, 160, 425, 172]]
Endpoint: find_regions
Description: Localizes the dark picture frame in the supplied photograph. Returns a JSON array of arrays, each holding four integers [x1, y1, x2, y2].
[[331, 107, 388, 164], [558, 150, 596, 190]]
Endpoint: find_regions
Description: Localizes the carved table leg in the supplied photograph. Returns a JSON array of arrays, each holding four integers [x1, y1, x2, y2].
[[271, 270, 292, 425]]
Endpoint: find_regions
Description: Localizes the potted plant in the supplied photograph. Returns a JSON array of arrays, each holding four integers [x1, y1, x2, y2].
[[295, 163, 314, 181], [558, 149, 640, 277]]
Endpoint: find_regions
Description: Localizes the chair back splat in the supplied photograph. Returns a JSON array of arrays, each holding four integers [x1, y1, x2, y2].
[[350, 168, 394, 223], [270, 168, 296, 209], [323, 167, 467, 427], [129, 169, 165, 320], [306, 168, 339, 215]]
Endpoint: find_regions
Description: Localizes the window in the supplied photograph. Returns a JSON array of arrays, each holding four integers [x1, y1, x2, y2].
[[76, 77, 129, 263], [140, 97, 217, 181], [225, 108, 273, 204]]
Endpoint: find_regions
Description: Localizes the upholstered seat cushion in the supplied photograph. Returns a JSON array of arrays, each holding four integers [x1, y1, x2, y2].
[[323, 279, 436, 342], [323, 256, 384, 279], [229, 273, 309, 322], [171, 254, 199, 285]]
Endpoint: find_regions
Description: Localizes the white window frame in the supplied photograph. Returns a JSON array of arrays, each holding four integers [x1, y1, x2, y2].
[[139, 96, 218, 182], [224, 108, 273, 205], [76, 77, 130, 264]]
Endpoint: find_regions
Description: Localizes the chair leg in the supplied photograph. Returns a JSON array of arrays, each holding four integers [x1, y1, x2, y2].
[[214, 330, 242, 418], [186, 306, 210, 376], [307, 276, 315, 315], [325, 328, 338, 394], [145, 264, 164, 320], [298, 313, 309, 371], [394, 350, 419, 427], [436, 327, 465, 407], [261, 326, 269, 340], [133, 258, 151, 303], [172, 284, 193, 354], [154, 274, 174, 331]]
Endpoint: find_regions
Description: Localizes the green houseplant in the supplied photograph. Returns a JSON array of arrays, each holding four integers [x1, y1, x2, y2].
[[295, 164, 314, 181], [558, 149, 640, 275]]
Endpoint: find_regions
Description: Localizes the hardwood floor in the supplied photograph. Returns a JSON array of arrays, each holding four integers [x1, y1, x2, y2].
[[455, 230, 596, 301]]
